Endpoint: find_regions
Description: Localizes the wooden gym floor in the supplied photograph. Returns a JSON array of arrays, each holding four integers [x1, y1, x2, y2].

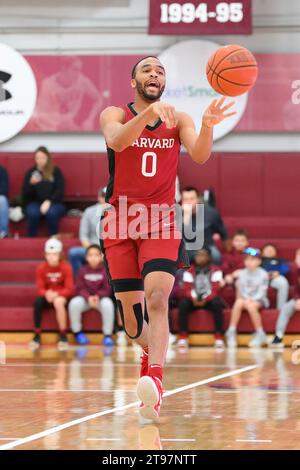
[[0, 341, 300, 450]]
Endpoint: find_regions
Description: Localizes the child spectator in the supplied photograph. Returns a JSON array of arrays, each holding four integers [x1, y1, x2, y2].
[[68, 245, 114, 346], [177, 247, 225, 349], [29, 238, 74, 351], [269, 248, 300, 348], [226, 247, 269, 348], [261, 243, 289, 309], [222, 229, 249, 285]]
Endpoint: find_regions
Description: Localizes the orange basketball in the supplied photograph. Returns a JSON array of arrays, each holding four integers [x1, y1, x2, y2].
[[206, 44, 258, 97]]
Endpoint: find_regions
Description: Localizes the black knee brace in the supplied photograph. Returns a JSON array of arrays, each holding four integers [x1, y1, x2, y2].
[[116, 299, 144, 340]]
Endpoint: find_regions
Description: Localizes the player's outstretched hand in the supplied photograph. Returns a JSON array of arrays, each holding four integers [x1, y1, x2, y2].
[[149, 101, 178, 129], [202, 96, 236, 128]]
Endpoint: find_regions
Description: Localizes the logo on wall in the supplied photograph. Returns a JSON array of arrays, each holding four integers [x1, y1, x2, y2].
[[159, 40, 248, 140], [0, 71, 12, 102], [0, 43, 37, 143]]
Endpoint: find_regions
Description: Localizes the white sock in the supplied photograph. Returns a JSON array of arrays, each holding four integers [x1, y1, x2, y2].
[[256, 327, 264, 334], [276, 331, 283, 339], [228, 326, 236, 332]]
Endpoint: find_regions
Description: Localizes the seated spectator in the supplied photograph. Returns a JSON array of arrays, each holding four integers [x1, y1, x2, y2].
[[261, 243, 289, 309], [269, 248, 300, 348], [226, 247, 269, 348], [181, 186, 228, 265], [22, 146, 65, 237], [68, 244, 114, 346], [222, 229, 249, 285], [0, 165, 9, 238], [29, 238, 74, 351], [177, 247, 225, 349], [68, 187, 107, 275]]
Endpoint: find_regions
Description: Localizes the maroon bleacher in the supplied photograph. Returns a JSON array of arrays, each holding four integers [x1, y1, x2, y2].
[[1, 151, 300, 217], [0, 238, 104, 332], [0, 235, 298, 333], [170, 308, 300, 334], [1, 151, 300, 334]]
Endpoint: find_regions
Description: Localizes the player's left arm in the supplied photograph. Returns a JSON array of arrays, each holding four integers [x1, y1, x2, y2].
[[178, 96, 236, 165]]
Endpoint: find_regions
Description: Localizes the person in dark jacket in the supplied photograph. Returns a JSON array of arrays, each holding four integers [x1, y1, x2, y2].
[[22, 146, 65, 237], [0, 165, 9, 238], [68, 245, 114, 346], [181, 186, 228, 265]]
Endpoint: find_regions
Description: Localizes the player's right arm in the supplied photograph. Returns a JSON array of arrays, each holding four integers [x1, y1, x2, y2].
[[100, 102, 177, 152]]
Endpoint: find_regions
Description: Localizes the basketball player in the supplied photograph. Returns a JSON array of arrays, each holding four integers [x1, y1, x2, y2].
[[100, 56, 236, 422]]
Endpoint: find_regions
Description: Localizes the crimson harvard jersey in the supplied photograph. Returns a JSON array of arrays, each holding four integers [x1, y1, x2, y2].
[[105, 102, 181, 207]]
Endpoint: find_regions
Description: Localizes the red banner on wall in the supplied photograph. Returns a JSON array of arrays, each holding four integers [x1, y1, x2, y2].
[[148, 0, 252, 35], [23, 53, 300, 134], [24, 55, 143, 133]]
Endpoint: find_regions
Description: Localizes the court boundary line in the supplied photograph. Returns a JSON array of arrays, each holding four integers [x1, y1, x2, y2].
[[0, 364, 257, 450]]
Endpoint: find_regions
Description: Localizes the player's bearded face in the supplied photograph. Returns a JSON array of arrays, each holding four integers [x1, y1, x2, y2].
[[135, 77, 165, 101]]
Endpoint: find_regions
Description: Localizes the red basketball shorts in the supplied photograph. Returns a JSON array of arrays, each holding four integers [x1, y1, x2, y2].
[[99, 206, 189, 293]]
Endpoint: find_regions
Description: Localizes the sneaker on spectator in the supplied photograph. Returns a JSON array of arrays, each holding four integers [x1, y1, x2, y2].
[[225, 329, 237, 348], [248, 331, 268, 348], [214, 334, 225, 349], [29, 333, 41, 351], [57, 334, 69, 351], [116, 330, 127, 347], [75, 331, 89, 346], [103, 335, 114, 347], [268, 335, 284, 349]]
